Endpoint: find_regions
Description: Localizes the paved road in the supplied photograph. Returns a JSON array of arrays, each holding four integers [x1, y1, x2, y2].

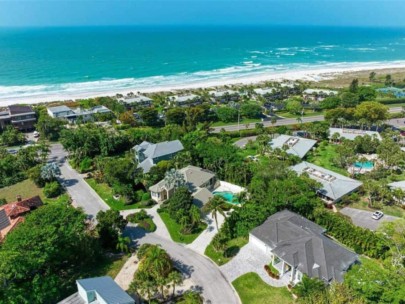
[[49, 144, 110, 218], [340, 207, 400, 231], [211, 106, 403, 133], [125, 226, 240, 304]]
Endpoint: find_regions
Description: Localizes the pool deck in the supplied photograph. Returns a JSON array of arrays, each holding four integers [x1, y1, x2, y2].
[[215, 181, 246, 194]]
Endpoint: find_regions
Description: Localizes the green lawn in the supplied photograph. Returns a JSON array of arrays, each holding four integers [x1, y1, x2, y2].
[[211, 118, 262, 127], [276, 110, 324, 119], [306, 144, 349, 176], [205, 237, 248, 266], [82, 254, 129, 279], [158, 211, 207, 244], [232, 273, 293, 304], [346, 200, 405, 219], [86, 178, 141, 210], [0, 179, 70, 205]]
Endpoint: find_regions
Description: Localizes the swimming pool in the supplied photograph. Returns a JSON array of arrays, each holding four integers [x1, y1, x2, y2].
[[213, 191, 240, 204], [354, 161, 374, 170]]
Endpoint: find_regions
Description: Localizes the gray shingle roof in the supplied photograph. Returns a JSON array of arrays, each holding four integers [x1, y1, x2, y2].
[[0, 209, 10, 231], [291, 162, 363, 202], [251, 210, 358, 282], [77, 276, 134, 304], [270, 135, 317, 159], [192, 187, 214, 208]]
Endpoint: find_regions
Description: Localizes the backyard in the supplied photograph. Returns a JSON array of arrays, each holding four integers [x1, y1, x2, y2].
[[306, 143, 349, 176], [232, 272, 294, 304]]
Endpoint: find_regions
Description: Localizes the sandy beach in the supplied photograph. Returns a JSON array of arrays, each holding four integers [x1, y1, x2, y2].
[[1, 61, 405, 106]]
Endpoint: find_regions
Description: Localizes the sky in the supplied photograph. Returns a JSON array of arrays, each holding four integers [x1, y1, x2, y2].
[[0, 0, 405, 27]]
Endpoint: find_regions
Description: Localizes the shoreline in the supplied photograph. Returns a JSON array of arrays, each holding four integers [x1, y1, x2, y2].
[[1, 61, 405, 106]]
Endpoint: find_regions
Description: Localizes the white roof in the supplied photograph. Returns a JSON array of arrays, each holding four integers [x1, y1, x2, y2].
[[270, 135, 317, 159], [329, 128, 382, 141], [291, 162, 363, 202], [210, 90, 237, 97], [121, 95, 152, 104], [388, 180, 405, 191], [304, 89, 338, 95], [254, 88, 275, 95], [173, 94, 198, 102]]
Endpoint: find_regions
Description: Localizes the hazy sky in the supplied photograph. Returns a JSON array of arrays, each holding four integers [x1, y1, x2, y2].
[[0, 0, 405, 27]]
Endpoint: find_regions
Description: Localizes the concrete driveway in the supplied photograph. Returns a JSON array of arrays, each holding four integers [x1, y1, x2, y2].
[[49, 144, 109, 218], [340, 207, 400, 231], [125, 226, 240, 304], [233, 136, 258, 148]]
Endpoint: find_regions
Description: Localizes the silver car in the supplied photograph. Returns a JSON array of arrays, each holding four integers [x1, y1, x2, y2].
[[372, 211, 384, 220]]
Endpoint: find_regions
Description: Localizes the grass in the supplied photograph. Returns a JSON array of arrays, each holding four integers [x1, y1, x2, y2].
[[138, 217, 157, 232], [83, 254, 129, 279], [0, 179, 44, 202], [306, 143, 349, 176], [0, 179, 70, 205], [86, 178, 141, 210], [268, 262, 280, 275], [211, 118, 262, 127], [158, 211, 207, 244], [232, 272, 293, 304], [205, 237, 248, 266], [276, 110, 324, 119]]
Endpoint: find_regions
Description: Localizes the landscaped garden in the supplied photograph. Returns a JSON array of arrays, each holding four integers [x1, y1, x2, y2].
[[205, 237, 248, 266], [232, 272, 293, 304]]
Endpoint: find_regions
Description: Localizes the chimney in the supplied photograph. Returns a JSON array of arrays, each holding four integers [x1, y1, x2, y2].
[[16, 195, 22, 202]]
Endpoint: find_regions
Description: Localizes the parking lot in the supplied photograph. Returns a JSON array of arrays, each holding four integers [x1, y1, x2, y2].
[[340, 207, 400, 231]]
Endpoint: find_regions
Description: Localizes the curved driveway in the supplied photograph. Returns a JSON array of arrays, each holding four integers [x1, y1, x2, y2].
[[125, 226, 240, 304]]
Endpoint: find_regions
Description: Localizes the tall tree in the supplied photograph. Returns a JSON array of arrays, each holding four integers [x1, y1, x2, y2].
[[203, 196, 227, 230]]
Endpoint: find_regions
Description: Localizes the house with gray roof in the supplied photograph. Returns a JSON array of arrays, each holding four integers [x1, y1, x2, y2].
[[170, 94, 202, 107], [254, 88, 275, 96], [58, 276, 135, 304], [47, 105, 111, 123], [329, 128, 382, 141], [249, 210, 358, 285], [133, 140, 184, 173], [149, 165, 219, 205], [303, 89, 338, 101], [291, 162, 363, 204], [209, 89, 240, 103], [270, 135, 317, 159], [119, 95, 152, 107]]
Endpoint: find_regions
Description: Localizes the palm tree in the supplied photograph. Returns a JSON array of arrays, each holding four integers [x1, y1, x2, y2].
[[168, 271, 184, 298], [140, 245, 173, 278], [202, 196, 227, 230], [189, 205, 202, 228], [116, 234, 131, 253], [180, 291, 204, 304]]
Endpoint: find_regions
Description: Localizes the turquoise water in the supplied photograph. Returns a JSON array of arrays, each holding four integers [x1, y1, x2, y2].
[[354, 161, 374, 169], [1, 26, 405, 102], [213, 191, 239, 204]]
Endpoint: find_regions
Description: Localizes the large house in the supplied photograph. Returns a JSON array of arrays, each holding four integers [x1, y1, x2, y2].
[[0, 196, 43, 241], [303, 89, 338, 101], [133, 140, 184, 173], [270, 135, 317, 159], [210, 90, 240, 103], [0, 105, 36, 131], [58, 276, 135, 304], [170, 94, 202, 107], [291, 162, 363, 204], [119, 95, 153, 107], [329, 127, 382, 141], [149, 165, 219, 206], [249, 210, 358, 285], [47, 105, 111, 123]]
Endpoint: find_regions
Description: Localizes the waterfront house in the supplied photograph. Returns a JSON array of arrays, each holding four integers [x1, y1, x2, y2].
[[170, 94, 202, 107], [133, 140, 184, 173], [0, 196, 43, 242], [47, 105, 111, 123], [210, 89, 240, 103], [303, 89, 338, 101], [58, 276, 135, 304], [0, 105, 36, 131], [270, 135, 317, 159], [149, 165, 219, 205], [119, 95, 153, 107], [329, 127, 382, 141], [291, 162, 363, 204], [249, 210, 358, 285]]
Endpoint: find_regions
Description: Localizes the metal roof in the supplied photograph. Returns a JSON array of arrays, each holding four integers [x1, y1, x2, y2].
[[77, 276, 134, 304], [388, 180, 405, 191], [47, 105, 73, 113], [250, 210, 358, 282], [291, 162, 363, 202], [0, 209, 11, 232], [270, 135, 317, 159]]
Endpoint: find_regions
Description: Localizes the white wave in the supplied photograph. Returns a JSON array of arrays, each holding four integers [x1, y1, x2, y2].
[[3, 60, 405, 105], [347, 47, 376, 51]]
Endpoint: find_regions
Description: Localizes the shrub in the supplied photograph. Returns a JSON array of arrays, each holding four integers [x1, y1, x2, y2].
[[141, 192, 151, 201], [79, 157, 93, 173], [139, 199, 155, 208], [137, 243, 153, 259], [138, 219, 156, 232], [135, 189, 145, 202], [126, 210, 149, 223], [0, 198, 7, 206], [43, 181, 62, 198], [264, 265, 280, 279], [28, 165, 46, 187]]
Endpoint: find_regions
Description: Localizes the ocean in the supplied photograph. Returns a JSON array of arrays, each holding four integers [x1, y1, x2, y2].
[[0, 26, 405, 104]]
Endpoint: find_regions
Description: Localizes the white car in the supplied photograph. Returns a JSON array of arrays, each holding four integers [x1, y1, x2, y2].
[[33, 131, 40, 138], [372, 211, 384, 220]]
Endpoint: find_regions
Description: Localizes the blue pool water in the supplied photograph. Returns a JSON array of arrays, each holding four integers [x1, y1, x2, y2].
[[213, 191, 239, 204], [354, 161, 374, 169]]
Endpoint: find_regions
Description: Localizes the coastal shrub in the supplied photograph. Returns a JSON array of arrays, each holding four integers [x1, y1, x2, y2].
[[43, 181, 62, 198], [142, 192, 151, 201], [79, 157, 93, 173]]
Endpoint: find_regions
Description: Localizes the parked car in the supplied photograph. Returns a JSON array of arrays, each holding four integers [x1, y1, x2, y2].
[[372, 211, 384, 220], [33, 131, 40, 138]]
